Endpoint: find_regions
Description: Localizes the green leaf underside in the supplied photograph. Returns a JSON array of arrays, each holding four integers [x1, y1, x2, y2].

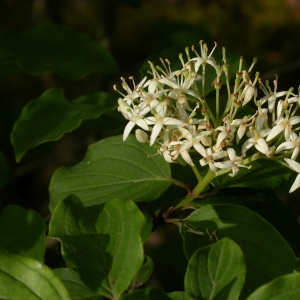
[[185, 238, 246, 300], [11, 88, 117, 162], [48, 195, 145, 299], [55, 268, 103, 300], [246, 273, 300, 300], [49, 135, 172, 212], [0, 251, 70, 300], [122, 287, 171, 300], [179, 204, 299, 297], [0, 23, 119, 79], [0, 205, 46, 262], [130, 256, 154, 291]]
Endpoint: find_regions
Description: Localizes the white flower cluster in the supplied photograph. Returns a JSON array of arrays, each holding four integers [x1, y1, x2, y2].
[[115, 41, 300, 192]]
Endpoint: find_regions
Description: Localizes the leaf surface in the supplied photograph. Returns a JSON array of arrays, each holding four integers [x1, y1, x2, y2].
[[246, 273, 300, 300], [0, 251, 70, 300], [11, 88, 117, 162], [49, 195, 145, 299], [0, 23, 119, 78], [185, 238, 246, 300], [49, 135, 171, 211], [179, 204, 299, 297], [0, 205, 46, 261]]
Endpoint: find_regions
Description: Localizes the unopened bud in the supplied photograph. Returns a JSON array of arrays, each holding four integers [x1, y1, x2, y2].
[[135, 129, 148, 143]]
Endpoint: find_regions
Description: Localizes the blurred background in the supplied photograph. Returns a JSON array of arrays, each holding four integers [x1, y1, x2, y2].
[[1, 0, 300, 293]]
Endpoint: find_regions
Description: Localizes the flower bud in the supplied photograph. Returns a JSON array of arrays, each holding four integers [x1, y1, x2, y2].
[[135, 129, 148, 143]]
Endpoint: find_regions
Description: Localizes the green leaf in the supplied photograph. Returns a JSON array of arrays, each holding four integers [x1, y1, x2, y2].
[[217, 160, 292, 191], [0, 150, 14, 188], [11, 88, 117, 162], [0, 205, 46, 262], [179, 204, 300, 297], [121, 288, 171, 300], [130, 256, 154, 291], [193, 190, 300, 254], [185, 238, 246, 300], [48, 195, 145, 300], [0, 251, 71, 300], [55, 268, 103, 300], [246, 273, 300, 300], [167, 291, 189, 300], [0, 23, 119, 79], [49, 135, 172, 212]]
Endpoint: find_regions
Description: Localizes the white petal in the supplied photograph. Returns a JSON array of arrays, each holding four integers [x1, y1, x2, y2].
[[275, 141, 294, 153], [268, 95, 276, 113], [290, 174, 300, 193], [214, 161, 232, 169], [123, 121, 135, 141], [291, 148, 300, 160], [285, 158, 300, 173], [150, 123, 163, 145], [290, 116, 300, 126], [163, 117, 186, 126], [266, 124, 284, 141], [180, 150, 194, 166], [193, 143, 206, 157], [227, 148, 237, 161], [256, 138, 269, 156], [136, 119, 150, 131], [216, 131, 228, 148]]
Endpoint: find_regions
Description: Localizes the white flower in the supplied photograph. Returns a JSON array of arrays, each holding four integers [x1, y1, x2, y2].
[[118, 99, 151, 141], [214, 148, 250, 177], [190, 41, 218, 72], [259, 78, 288, 113], [284, 158, 300, 192], [241, 71, 258, 106], [200, 148, 225, 173], [215, 124, 236, 148], [145, 103, 186, 146], [266, 116, 300, 142], [242, 126, 270, 157], [176, 127, 211, 166], [275, 132, 300, 160]]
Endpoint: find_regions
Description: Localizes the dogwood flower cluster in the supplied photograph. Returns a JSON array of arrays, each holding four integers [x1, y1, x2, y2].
[[115, 41, 300, 193]]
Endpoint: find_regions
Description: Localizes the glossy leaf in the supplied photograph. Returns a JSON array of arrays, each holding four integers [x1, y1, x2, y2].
[[11, 88, 117, 162], [55, 268, 103, 300], [122, 288, 171, 300], [0, 251, 70, 300], [0, 23, 119, 78], [0, 205, 46, 262], [48, 195, 145, 299], [49, 135, 172, 211], [246, 273, 300, 300], [185, 238, 246, 300], [179, 204, 300, 297], [130, 256, 154, 291]]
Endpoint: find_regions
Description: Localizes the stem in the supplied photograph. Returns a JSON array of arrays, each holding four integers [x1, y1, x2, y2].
[[202, 64, 206, 97], [216, 88, 220, 125], [191, 164, 203, 182], [175, 168, 216, 208]]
